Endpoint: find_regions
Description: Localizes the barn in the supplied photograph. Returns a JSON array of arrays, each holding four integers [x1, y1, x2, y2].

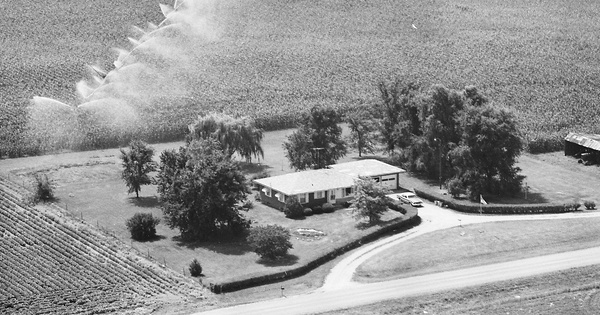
[[564, 132, 600, 164]]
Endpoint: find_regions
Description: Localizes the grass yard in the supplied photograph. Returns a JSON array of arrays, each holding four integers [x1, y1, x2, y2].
[[355, 218, 600, 283], [1, 126, 415, 289], [49, 170, 406, 286]]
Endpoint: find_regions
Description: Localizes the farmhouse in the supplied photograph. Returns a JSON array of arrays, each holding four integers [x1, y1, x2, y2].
[[253, 159, 405, 209], [564, 132, 600, 164]]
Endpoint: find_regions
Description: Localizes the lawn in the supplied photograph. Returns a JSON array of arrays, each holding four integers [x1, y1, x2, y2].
[[2, 125, 415, 288], [355, 218, 600, 283]]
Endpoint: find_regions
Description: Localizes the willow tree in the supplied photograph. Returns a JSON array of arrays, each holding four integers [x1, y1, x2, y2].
[[187, 113, 264, 162]]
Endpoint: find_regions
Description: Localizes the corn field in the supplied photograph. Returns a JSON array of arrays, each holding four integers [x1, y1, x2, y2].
[[3, 0, 600, 157]]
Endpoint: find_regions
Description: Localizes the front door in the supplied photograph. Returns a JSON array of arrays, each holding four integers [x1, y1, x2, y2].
[[329, 189, 337, 203]]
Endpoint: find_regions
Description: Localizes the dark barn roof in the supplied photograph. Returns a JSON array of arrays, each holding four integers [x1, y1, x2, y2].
[[565, 132, 600, 151]]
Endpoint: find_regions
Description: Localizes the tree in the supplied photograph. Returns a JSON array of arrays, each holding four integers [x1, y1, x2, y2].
[[376, 79, 421, 154], [155, 139, 249, 241], [283, 106, 347, 170], [33, 172, 54, 203], [247, 225, 293, 260], [125, 213, 160, 241], [120, 140, 156, 198], [345, 108, 377, 157], [188, 259, 203, 277], [448, 105, 524, 200], [188, 112, 264, 162], [350, 177, 391, 224]]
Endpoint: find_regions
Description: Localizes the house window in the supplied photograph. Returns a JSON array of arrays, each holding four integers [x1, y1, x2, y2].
[[275, 192, 285, 203], [315, 191, 324, 199], [329, 190, 336, 200], [262, 187, 271, 197], [298, 193, 307, 204], [345, 187, 353, 196]]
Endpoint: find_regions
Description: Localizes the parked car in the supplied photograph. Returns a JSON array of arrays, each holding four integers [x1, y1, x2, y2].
[[397, 192, 423, 207]]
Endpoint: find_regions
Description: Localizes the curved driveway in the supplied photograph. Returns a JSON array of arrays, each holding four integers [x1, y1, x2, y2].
[[195, 199, 600, 315]]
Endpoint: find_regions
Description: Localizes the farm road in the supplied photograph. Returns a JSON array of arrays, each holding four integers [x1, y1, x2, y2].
[[196, 201, 600, 315]]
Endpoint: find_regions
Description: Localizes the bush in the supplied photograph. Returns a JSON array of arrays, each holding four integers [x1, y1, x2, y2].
[[283, 196, 305, 219], [33, 173, 54, 203], [386, 198, 408, 214], [322, 202, 335, 213], [189, 258, 203, 277], [584, 201, 596, 210], [303, 208, 313, 216], [125, 213, 160, 241], [446, 178, 464, 198], [564, 203, 580, 211], [413, 188, 582, 214], [312, 205, 323, 214], [247, 225, 293, 260], [243, 199, 254, 209], [254, 193, 261, 202]]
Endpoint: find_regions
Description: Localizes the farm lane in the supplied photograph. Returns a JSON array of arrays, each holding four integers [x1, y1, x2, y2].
[[194, 246, 600, 315]]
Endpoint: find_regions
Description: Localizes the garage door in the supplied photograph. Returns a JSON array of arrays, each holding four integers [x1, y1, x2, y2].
[[380, 174, 397, 189]]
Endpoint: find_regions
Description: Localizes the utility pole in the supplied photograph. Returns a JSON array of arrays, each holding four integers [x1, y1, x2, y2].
[[312, 147, 324, 169], [434, 138, 442, 190]]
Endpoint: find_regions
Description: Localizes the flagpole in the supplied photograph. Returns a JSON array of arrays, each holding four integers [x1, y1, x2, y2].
[[479, 194, 483, 215]]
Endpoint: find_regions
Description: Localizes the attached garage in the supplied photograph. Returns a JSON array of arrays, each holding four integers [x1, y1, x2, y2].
[[379, 174, 398, 189], [329, 159, 405, 190]]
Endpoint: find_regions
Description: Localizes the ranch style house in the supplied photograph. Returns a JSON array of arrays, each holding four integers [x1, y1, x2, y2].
[[253, 159, 405, 209]]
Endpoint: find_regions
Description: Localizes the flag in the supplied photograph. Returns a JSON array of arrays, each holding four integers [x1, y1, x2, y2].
[[480, 195, 488, 205]]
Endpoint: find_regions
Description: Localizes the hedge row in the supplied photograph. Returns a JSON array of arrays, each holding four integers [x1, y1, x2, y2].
[[413, 188, 580, 214], [206, 208, 420, 293]]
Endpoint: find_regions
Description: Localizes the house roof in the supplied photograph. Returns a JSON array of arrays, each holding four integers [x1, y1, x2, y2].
[[329, 159, 406, 178], [253, 169, 355, 195], [565, 132, 600, 151], [253, 159, 405, 196]]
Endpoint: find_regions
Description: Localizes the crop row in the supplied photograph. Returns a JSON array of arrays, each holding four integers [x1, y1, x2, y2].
[[0, 176, 203, 314]]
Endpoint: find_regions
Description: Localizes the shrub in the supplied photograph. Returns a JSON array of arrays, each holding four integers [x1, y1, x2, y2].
[[247, 225, 293, 260], [446, 178, 464, 198], [303, 208, 313, 216], [312, 205, 323, 214], [322, 202, 335, 213], [243, 199, 254, 209], [254, 193, 261, 202], [584, 201, 596, 210], [386, 198, 408, 215], [33, 173, 54, 203], [564, 203, 580, 211], [125, 213, 160, 241], [414, 188, 582, 214], [283, 196, 305, 219], [189, 258, 203, 277]]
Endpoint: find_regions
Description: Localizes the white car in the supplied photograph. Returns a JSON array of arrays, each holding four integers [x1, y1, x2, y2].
[[397, 192, 423, 207]]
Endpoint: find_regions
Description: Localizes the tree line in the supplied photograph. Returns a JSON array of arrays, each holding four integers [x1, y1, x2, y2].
[[118, 78, 524, 244], [283, 79, 524, 201]]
